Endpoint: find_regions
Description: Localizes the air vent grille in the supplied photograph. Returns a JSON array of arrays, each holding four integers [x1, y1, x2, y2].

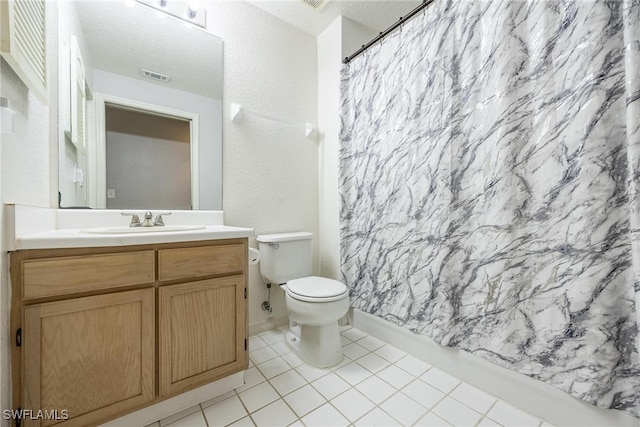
[[141, 69, 171, 83], [300, 0, 328, 10]]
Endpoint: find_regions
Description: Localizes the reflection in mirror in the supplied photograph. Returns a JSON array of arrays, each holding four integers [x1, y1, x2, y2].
[[57, 0, 223, 210], [105, 106, 191, 210]]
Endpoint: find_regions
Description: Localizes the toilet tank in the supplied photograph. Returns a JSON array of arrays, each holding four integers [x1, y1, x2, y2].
[[256, 232, 313, 284]]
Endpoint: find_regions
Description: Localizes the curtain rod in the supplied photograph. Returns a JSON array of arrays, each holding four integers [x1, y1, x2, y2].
[[343, 0, 436, 64]]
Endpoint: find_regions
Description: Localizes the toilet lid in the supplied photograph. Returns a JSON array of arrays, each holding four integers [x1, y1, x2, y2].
[[286, 276, 348, 300]]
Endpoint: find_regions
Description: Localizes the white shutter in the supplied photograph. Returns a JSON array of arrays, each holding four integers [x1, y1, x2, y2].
[[0, 0, 48, 104]]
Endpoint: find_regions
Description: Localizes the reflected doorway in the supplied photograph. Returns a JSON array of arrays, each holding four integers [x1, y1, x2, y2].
[[105, 106, 191, 209], [94, 93, 200, 210]]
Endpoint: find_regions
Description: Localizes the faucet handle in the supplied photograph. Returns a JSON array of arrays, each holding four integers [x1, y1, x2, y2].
[[154, 212, 172, 226], [121, 212, 141, 227]]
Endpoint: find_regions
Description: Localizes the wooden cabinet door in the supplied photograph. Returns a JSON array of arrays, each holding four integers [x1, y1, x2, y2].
[[22, 289, 155, 427], [159, 276, 247, 396]]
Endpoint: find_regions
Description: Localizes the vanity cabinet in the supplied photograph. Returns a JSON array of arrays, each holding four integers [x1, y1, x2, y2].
[[10, 239, 248, 427]]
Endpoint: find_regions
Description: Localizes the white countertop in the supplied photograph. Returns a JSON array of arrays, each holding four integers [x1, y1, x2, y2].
[[14, 225, 254, 250], [7, 204, 254, 250]]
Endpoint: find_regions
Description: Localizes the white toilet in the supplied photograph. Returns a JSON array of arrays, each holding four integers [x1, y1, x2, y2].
[[256, 232, 349, 368]]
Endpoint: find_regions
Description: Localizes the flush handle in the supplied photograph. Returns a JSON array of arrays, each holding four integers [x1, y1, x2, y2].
[[268, 243, 280, 249]]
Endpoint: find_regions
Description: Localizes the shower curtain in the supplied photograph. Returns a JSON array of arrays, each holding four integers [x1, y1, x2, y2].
[[339, 0, 640, 417]]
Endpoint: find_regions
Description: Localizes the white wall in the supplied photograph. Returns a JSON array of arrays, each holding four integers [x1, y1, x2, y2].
[[317, 17, 376, 280], [204, 2, 319, 332]]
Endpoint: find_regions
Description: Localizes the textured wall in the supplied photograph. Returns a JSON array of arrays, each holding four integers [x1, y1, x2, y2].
[[340, 0, 640, 418], [205, 2, 319, 332]]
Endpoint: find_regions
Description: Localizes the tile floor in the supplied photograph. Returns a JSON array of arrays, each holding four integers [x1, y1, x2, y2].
[[148, 326, 551, 427]]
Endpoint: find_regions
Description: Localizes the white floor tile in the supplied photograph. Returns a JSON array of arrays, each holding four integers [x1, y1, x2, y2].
[[334, 362, 372, 385], [377, 364, 416, 389], [356, 335, 386, 351], [259, 330, 286, 345], [356, 352, 391, 373], [420, 367, 461, 393], [284, 384, 327, 417], [379, 392, 429, 426], [301, 403, 350, 427], [477, 416, 502, 427], [311, 372, 351, 400], [415, 411, 453, 426], [150, 327, 546, 427], [375, 344, 407, 363], [342, 327, 369, 341], [202, 395, 247, 427], [250, 399, 298, 427], [281, 351, 304, 368], [249, 346, 279, 365], [249, 336, 268, 351], [395, 355, 432, 376], [228, 416, 255, 426], [295, 363, 330, 382], [450, 382, 497, 414], [432, 396, 483, 427], [238, 381, 279, 413], [257, 356, 292, 379], [342, 342, 370, 360], [164, 410, 207, 427], [355, 376, 397, 405], [235, 367, 266, 393], [145, 423, 160, 427], [269, 369, 307, 396], [487, 401, 541, 427], [330, 388, 375, 422], [269, 340, 291, 356], [402, 378, 446, 409], [331, 355, 351, 370], [354, 408, 401, 427]]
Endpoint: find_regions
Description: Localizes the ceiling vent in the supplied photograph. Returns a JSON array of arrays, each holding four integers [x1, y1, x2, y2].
[[299, 0, 329, 11], [141, 69, 171, 83]]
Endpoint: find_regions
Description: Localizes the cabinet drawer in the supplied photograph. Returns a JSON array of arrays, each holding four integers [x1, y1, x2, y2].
[[22, 251, 155, 299], [158, 244, 244, 282]]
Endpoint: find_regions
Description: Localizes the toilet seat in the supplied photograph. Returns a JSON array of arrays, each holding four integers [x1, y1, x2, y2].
[[285, 276, 348, 302]]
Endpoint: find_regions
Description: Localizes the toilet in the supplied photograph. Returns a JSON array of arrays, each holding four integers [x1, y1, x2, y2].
[[256, 232, 349, 368]]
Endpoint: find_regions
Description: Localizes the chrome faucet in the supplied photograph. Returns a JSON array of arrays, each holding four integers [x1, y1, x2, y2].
[[121, 212, 141, 227], [140, 211, 155, 227], [122, 211, 171, 227], [154, 212, 172, 226]]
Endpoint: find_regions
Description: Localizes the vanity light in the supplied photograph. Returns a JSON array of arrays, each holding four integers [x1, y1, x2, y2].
[[1, 97, 14, 134], [136, 0, 206, 28]]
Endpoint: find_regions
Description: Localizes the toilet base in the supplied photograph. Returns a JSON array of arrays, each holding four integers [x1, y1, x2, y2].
[[285, 321, 343, 368]]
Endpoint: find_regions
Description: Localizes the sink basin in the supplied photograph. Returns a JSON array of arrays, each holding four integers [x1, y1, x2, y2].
[[80, 225, 206, 234]]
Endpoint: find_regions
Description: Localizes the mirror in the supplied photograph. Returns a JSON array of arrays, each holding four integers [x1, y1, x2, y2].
[[57, 0, 223, 210]]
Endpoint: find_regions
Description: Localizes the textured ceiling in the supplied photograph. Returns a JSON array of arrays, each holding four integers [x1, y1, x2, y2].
[[74, 1, 223, 99], [245, 0, 422, 36]]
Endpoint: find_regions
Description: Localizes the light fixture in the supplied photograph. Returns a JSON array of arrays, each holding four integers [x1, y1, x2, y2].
[[136, 0, 206, 28], [1, 97, 14, 134]]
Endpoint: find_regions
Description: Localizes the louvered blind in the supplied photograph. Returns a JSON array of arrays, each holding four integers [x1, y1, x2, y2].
[[1, 0, 48, 103]]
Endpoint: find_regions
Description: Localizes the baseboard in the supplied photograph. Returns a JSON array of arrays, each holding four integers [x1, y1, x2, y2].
[[249, 315, 289, 336], [350, 308, 639, 427]]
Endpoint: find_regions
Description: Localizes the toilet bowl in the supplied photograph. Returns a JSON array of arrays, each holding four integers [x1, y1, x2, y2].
[[256, 232, 350, 368], [282, 277, 349, 367]]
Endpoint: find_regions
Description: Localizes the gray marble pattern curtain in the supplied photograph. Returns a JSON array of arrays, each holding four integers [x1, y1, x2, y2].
[[339, 0, 640, 417]]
